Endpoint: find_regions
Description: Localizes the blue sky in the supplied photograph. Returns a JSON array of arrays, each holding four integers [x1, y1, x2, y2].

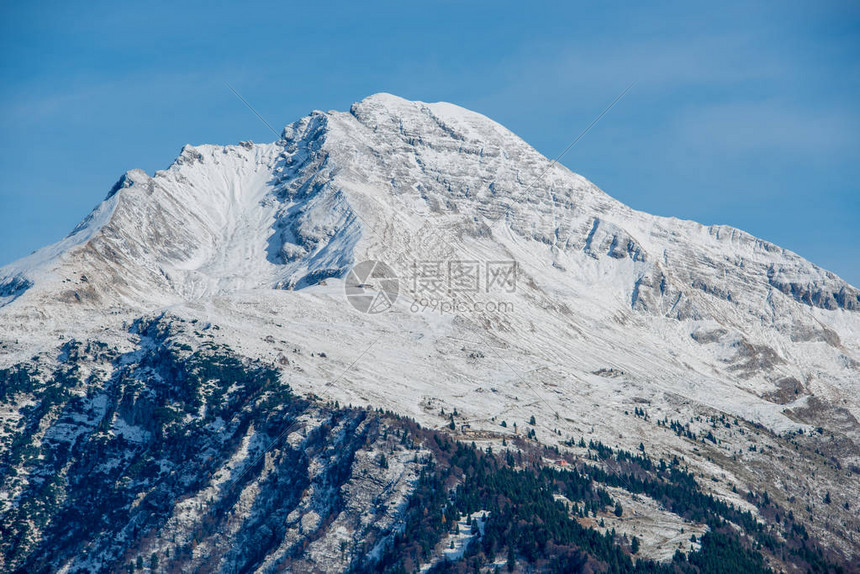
[[1, 1, 858, 285]]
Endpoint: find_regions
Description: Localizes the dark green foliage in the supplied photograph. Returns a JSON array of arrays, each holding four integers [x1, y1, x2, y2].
[[0, 316, 848, 574], [0, 364, 38, 401], [355, 437, 686, 573], [0, 317, 300, 573], [354, 430, 848, 574], [685, 530, 768, 574]]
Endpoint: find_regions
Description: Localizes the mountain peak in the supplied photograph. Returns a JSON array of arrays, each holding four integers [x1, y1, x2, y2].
[[352, 91, 413, 109], [1, 93, 859, 570], [2, 93, 858, 319], [347, 93, 505, 143]]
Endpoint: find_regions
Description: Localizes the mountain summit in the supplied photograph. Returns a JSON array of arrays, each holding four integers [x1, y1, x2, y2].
[[3, 93, 857, 314], [1, 94, 858, 571]]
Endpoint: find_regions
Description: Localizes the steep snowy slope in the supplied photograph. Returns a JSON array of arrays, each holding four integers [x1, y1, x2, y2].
[[2, 93, 857, 431], [1, 93, 859, 569]]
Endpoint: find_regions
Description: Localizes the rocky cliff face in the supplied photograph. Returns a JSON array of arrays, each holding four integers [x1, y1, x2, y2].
[[0, 94, 858, 571], [1, 316, 429, 573]]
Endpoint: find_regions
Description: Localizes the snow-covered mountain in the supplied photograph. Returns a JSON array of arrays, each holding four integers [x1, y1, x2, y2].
[[1, 93, 858, 572]]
